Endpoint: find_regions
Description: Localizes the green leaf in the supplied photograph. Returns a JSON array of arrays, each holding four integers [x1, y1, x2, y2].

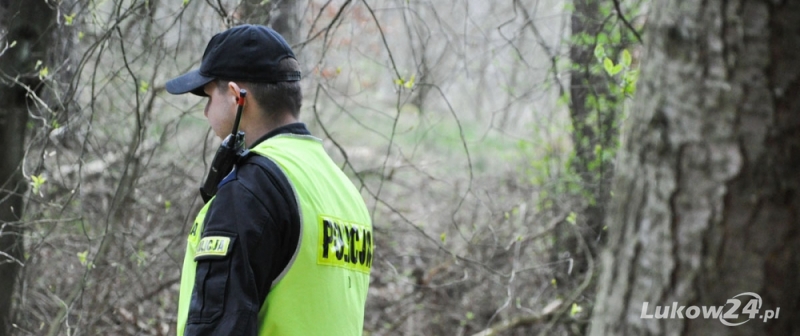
[[64, 13, 76, 26], [625, 83, 637, 96], [32, 176, 45, 186], [9, 40, 16, 48], [139, 80, 149, 93], [404, 74, 416, 89], [566, 212, 577, 225], [624, 70, 639, 96], [611, 64, 624, 76], [593, 44, 605, 61], [603, 58, 614, 75], [30, 175, 46, 194], [77, 250, 88, 266], [570, 303, 583, 317], [78, 32, 85, 41], [621, 49, 632, 67], [440, 232, 446, 243], [164, 200, 172, 212], [182, 0, 190, 6], [465, 311, 474, 320], [38, 66, 49, 80], [597, 32, 610, 44]]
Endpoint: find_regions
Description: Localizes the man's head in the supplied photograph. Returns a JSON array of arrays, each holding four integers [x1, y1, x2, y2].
[[212, 57, 303, 119], [166, 25, 302, 139]]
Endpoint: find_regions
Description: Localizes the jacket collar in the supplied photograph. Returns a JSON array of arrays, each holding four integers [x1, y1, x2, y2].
[[249, 122, 311, 149]]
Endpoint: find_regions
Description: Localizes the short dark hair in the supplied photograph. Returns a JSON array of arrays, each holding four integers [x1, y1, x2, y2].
[[217, 58, 303, 119]]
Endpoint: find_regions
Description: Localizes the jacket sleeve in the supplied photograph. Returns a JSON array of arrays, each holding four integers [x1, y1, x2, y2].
[[183, 161, 298, 336]]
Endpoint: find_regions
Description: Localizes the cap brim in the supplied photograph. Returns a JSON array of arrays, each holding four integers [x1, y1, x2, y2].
[[166, 69, 214, 96]]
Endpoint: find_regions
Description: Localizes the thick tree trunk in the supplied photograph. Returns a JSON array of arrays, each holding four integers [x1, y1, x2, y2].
[[0, 1, 55, 334], [239, 0, 298, 44], [0, 96, 27, 336], [590, 0, 800, 335]]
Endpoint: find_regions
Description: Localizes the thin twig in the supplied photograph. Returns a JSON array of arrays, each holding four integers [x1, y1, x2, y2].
[[537, 222, 596, 336], [612, 0, 643, 43], [361, 0, 402, 80], [0, 251, 24, 266], [294, 0, 337, 50]]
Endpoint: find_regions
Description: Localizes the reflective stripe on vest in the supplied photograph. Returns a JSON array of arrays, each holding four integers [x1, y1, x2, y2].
[[177, 134, 373, 336], [176, 198, 212, 336]]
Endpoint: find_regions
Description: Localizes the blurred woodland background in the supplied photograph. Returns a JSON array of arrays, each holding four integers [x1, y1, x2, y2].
[[1, 0, 798, 335]]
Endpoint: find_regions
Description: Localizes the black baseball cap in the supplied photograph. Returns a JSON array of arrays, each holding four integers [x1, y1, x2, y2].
[[166, 24, 301, 96]]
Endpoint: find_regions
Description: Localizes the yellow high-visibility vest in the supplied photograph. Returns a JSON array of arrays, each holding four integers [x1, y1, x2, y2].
[[177, 133, 373, 335]]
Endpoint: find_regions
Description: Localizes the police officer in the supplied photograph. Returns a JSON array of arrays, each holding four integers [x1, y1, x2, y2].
[[166, 24, 374, 335]]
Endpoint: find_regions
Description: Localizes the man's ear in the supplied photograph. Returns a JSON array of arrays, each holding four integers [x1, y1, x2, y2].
[[227, 81, 242, 103]]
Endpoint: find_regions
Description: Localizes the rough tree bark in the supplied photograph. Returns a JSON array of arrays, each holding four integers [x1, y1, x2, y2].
[[552, 0, 623, 286], [0, 1, 56, 335], [590, 0, 800, 335], [239, 0, 298, 44], [568, 0, 619, 239]]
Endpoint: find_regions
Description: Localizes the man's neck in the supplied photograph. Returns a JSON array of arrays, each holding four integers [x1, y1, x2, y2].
[[243, 114, 299, 148]]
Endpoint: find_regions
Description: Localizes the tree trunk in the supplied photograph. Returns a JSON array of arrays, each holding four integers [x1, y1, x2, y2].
[[568, 0, 618, 236], [239, 0, 298, 44], [590, 0, 800, 335], [0, 91, 27, 336], [554, 0, 622, 283], [0, 1, 55, 334]]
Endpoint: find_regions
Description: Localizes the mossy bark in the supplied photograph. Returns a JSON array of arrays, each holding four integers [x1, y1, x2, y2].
[[590, 0, 800, 335]]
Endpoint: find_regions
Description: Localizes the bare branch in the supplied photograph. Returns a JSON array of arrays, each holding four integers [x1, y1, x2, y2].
[[0, 250, 24, 267], [472, 311, 552, 336], [612, 0, 643, 43]]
